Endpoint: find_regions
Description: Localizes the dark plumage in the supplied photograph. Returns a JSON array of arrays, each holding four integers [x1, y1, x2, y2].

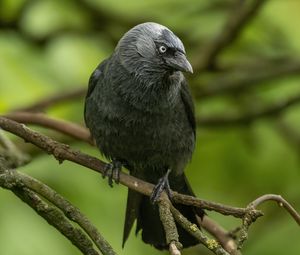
[[84, 22, 204, 249]]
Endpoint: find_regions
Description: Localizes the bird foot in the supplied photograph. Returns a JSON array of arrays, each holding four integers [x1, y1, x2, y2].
[[103, 160, 122, 187], [150, 169, 172, 204]]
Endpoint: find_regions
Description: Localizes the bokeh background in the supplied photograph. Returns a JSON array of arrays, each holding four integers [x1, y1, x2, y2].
[[1, 0, 300, 255]]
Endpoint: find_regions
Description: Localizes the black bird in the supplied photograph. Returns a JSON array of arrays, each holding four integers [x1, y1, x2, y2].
[[84, 22, 204, 249]]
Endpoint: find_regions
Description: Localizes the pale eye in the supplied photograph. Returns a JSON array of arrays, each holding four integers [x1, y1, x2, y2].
[[159, 45, 167, 53]]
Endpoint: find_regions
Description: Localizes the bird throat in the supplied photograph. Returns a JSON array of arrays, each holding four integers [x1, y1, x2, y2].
[[129, 70, 181, 112], [112, 61, 182, 113]]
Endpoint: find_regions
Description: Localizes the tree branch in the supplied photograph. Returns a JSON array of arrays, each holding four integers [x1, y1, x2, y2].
[[7, 90, 300, 135], [158, 200, 182, 255], [0, 113, 241, 254], [12, 87, 86, 112], [193, 0, 267, 72], [1, 116, 299, 254], [249, 194, 300, 226], [0, 168, 117, 255], [4, 112, 93, 144], [170, 205, 230, 255], [197, 93, 300, 127], [194, 59, 300, 99], [0, 129, 30, 167], [0, 116, 261, 218], [200, 216, 240, 255], [0, 167, 103, 255]]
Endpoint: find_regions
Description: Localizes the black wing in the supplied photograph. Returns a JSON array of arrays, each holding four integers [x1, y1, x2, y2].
[[84, 59, 108, 126], [180, 78, 196, 137]]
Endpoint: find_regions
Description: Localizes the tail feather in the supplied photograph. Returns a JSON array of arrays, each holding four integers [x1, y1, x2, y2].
[[122, 189, 142, 247], [122, 173, 204, 249]]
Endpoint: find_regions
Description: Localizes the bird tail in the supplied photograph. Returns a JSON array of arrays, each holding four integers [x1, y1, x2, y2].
[[122, 173, 204, 249]]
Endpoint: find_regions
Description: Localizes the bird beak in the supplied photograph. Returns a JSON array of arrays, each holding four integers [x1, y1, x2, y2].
[[166, 51, 193, 74]]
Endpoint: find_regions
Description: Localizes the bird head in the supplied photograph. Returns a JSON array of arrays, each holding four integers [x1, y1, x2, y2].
[[115, 22, 193, 76]]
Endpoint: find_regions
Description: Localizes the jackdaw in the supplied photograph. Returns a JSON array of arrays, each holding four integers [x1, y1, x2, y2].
[[84, 22, 204, 250]]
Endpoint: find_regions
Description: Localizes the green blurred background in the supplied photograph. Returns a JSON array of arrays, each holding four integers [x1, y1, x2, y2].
[[1, 0, 300, 254]]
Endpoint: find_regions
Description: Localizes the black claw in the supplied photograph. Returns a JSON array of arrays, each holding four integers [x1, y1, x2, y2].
[[150, 169, 172, 204], [103, 164, 112, 178], [102, 160, 122, 187]]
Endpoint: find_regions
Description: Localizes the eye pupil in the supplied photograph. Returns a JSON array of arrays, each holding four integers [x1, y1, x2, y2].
[[159, 45, 167, 53]]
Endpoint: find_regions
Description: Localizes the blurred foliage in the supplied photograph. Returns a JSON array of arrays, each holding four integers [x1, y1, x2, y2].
[[1, 0, 300, 255]]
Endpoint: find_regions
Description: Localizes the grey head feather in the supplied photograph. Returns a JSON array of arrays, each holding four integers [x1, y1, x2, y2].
[[110, 22, 191, 111], [115, 22, 185, 75]]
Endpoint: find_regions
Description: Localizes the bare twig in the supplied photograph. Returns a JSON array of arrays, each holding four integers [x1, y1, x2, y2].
[[12, 87, 86, 112], [170, 205, 230, 255], [158, 199, 182, 254], [194, 59, 300, 99], [0, 129, 30, 167], [172, 192, 261, 219], [237, 194, 300, 249], [3, 112, 93, 144], [200, 216, 240, 255], [197, 93, 300, 127], [169, 241, 181, 255], [249, 194, 300, 226], [193, 0, 267, 71]]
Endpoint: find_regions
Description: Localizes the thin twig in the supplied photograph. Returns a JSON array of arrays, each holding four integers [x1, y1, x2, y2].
[[170, 205, 230, 255], [197, 93, 300, 127], [3, 112, 93, 144], [200, 216, 240, 255], [12, 87, 86, 112], [193, 0, 267, 71], [172, 192, 261, 219], [194, 59, 300, 99], [169, 241, 181, 255], [158, 199, 182, 254], [237, 194, 300, 249], [0, 129, 30, 167], [249, 194, 300, 226]]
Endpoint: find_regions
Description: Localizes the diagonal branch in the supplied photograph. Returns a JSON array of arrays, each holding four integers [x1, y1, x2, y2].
[[0, 169, 117, 255], [193, 0, 267, 72], [199, 216, 240, 255], [12, 87, 86, 112], [0, 167, 102, 255], [1, 117, 299, 254], [0, 116, 260, 219], [170, 204, 230, 255], [13, 187, 101, 255]]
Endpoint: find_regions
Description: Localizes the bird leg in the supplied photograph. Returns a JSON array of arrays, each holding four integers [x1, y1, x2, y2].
[[103, 159, 122, 187], [150, 169, 172, 204]]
